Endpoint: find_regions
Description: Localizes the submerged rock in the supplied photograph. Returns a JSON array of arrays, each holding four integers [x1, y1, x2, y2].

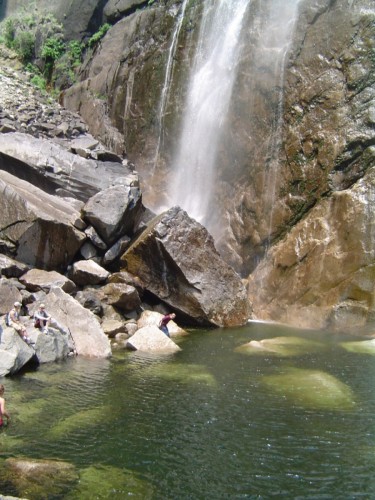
[[340, 339, 375, 355], [121, 207, 250, 327], [262, 367, 356, 410], [70, 464, 153, 499], [140, 363, 217, 387], [1, 457, 78, 500], [235, 336, 324, 357], [47, 406, 111, 439]]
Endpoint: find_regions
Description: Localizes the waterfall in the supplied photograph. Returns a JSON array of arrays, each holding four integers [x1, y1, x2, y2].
[[167, 0, 301, 250], [169, 0, 251, 223], [153, 0, 189, 171]]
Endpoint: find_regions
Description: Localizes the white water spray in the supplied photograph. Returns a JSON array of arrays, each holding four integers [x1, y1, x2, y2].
[[169, 0, 251, 223]]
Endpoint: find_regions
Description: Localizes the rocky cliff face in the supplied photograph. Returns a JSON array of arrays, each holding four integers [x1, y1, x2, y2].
[[2, 0, 373, 330]]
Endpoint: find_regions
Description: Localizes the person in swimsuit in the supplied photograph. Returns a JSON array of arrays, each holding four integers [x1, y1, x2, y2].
[[0, 384, 11, 427]]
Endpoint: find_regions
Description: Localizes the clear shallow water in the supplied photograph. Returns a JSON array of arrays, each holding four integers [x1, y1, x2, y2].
[[1, 322, 375, 499]]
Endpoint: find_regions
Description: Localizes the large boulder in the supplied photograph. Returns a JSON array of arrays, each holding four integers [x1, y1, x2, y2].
[[41, 288, 111, 358], [68, 260, 110, 286], [0, 279, 23, 315], [97, 282, 141, 311], [19, 269, 77, 294], [0, 170, 85, 271], [28, 328, 72, 364], [126, 326, 181, 353], [0, 132, 133, 202], [0, 326, 35, 377], [82, 184, 143, 245], [137, 310, 187, 337], [0, 255, 30, 278], [121, 207, 250, 327]]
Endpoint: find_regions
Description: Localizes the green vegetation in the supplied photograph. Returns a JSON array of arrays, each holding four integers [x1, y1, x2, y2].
[[13, 30, 35, 63], [0, 11, 112, 94], [88, 23, 111, 48]]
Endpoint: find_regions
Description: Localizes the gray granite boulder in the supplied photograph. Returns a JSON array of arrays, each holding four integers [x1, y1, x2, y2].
[[0, 132, 133, 202], [68, 260, 110, 286], [41, 288, 111, 358], [82, 184, 143, 245], [121, 207, 250, 327], [0, 255, 30, 279], [0, 279, 23, 315], [0, 170, 85, 271], [126, 326, 181, 353], [19, 269, 77, 294], [28, 328, 72, 364], [0, 326, 35, 377]]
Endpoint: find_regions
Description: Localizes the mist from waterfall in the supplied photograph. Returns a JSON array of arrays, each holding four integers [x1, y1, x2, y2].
[[169, 0, 251, 223]]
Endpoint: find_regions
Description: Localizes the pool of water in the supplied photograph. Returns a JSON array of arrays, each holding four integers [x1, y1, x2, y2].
[[1, 322, 375, 499]]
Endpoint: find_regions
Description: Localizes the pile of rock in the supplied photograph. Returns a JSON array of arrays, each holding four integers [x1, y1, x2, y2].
[[0, 63, 249, 376]]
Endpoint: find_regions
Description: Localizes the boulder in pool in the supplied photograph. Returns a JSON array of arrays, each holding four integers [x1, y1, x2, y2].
[[126, 326, 181, 353]]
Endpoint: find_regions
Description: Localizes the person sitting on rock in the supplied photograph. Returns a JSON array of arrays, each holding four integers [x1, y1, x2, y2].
[[158, 313, 176, 338], [34, 304, 51, 334], [33, 304, 73, 348], [7, 302, 31, 344]]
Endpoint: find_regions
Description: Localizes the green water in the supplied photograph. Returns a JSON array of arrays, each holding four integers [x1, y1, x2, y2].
[[1, 322, 375, 499]]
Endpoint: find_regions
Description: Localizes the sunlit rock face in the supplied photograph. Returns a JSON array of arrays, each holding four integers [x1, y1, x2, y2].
[[262, 367, 356, 410], [248, 169, 375, 329]]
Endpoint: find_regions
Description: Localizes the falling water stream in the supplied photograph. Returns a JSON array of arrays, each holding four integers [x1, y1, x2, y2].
[[167, 0, 301, 242], [152, 0, 189, 171], [169, 0, 251, 223]]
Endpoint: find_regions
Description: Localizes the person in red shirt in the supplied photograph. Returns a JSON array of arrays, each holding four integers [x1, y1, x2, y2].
[[158, 313, 176, 338]]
